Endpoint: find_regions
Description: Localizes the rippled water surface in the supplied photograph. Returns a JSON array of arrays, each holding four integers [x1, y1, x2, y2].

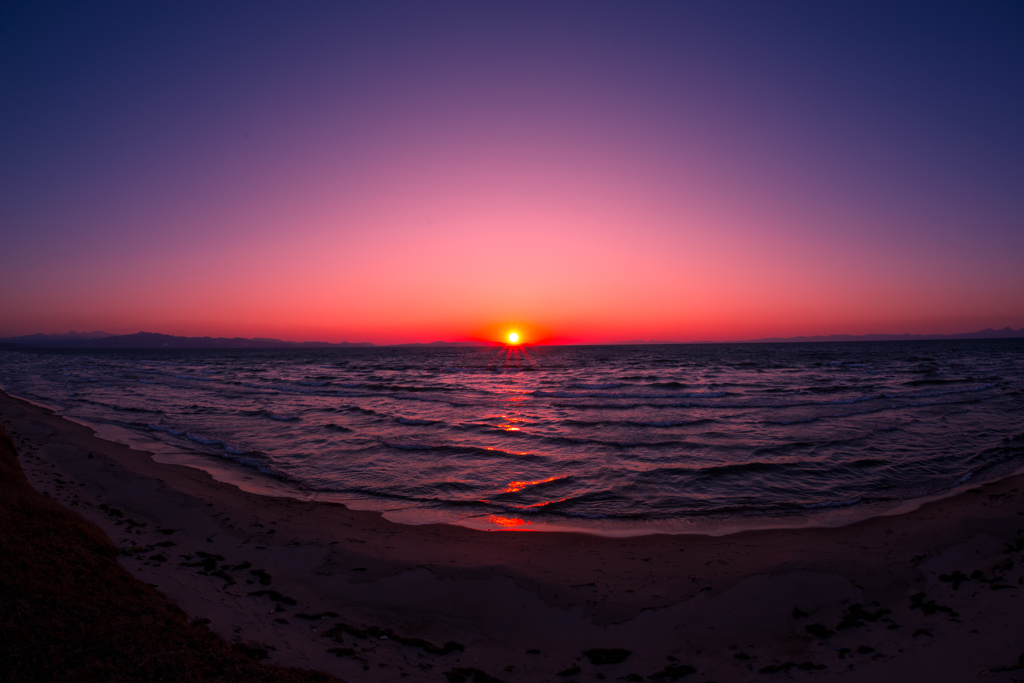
[[3, 340, 1023, 532]]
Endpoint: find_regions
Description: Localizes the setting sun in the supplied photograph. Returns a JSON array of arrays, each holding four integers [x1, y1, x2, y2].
[[507, 331, 520, 344]]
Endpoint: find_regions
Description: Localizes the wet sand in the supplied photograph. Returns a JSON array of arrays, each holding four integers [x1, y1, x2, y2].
[[3, 387, 1024, 682]]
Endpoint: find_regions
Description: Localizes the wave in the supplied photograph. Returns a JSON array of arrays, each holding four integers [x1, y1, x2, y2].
[[534, 389, 729, 399], [802, 497, 862, 509], [563, 418, 718, 428], [908, 384, 991, 398], [767, 406, 890, 425], [6, 340, 1023, 529], [378, 440, 542, 461], [186, 432, 222, 446]]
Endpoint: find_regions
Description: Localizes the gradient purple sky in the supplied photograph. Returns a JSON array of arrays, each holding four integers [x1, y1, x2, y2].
[[2, 2, 1022, 344]]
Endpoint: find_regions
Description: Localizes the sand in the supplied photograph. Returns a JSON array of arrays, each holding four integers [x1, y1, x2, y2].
[[3, 387, 1024, 682]]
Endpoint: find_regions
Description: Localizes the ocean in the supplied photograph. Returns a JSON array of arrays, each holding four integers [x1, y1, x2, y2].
[[2, 340, 1023, 534]]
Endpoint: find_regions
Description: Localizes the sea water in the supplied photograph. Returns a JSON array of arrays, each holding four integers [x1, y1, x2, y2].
[[2, 340, 1023, 533]]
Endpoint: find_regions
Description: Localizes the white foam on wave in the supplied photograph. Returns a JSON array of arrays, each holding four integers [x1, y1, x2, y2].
[[186, 432, 222, 446], [396, 417, 437, 425], [803, 497, 862, 509]]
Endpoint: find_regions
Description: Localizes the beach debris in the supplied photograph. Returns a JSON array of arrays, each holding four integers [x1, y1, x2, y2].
[[232, 640, 271, 660], [295, 611, 340, 620], [804, 623, 835, 639], [648, 663, 697, 680], [180, 551, 224, 571], [1003, 537, 1024, 554], [250, 568, 273, 585], [556, 663, 580, 676], [583, 648, 632, 665], [324, 622, 464, 655], [177, 551, 237, 584], [979, 652, 1024, 675], [99, 503, 123, 518], [327, 647, 365, 663], [444, 668, 505, 683], [938, 570, 971, 589], [758, 661, 825, 674], [909, 592, 958, 617], [247, 589, 297, 606], [835, 603, 891, 630]]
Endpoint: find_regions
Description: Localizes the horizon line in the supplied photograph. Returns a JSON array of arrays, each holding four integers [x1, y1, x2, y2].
[[2, 326, 1024, 348]]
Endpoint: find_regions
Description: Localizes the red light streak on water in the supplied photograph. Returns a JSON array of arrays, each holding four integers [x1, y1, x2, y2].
[[485, 515, 528, 528], [502, 475, 564, 494]]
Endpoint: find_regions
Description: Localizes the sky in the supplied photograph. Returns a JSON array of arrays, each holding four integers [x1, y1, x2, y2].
[[2, 2, 1023, 344]]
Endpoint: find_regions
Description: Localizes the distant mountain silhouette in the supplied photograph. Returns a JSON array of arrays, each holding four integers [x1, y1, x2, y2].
[[1, 328, 1021, 349], [739, 327, 1024, 343], [0, 331, 373, 349], [396, 341, 487, 346], [1, 331, 115, 343]]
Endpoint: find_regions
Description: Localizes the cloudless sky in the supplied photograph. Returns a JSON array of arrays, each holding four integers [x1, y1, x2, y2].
[[2, 1, 1023, 343]]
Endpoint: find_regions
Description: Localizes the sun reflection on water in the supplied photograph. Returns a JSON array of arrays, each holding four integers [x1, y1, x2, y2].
[[485, 515, 528, 528], [502, 475, 564, 494]]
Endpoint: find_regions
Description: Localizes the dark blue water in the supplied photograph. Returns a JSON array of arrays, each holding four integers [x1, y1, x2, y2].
[[3, 340, 1023, 532]]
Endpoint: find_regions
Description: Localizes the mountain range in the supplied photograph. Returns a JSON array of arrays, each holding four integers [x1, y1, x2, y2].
[[0, 328, 1021, 349]]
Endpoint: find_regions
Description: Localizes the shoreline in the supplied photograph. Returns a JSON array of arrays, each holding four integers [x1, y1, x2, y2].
[[4, 387, 1024, 681], [5, 386, 1013, 540]]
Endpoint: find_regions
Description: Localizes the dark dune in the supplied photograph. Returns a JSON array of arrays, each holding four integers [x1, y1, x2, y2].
[[0, 424, 342, 683]]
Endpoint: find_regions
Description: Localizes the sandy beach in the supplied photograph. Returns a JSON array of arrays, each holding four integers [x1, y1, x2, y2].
[[3, 387, 1024, 682]]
